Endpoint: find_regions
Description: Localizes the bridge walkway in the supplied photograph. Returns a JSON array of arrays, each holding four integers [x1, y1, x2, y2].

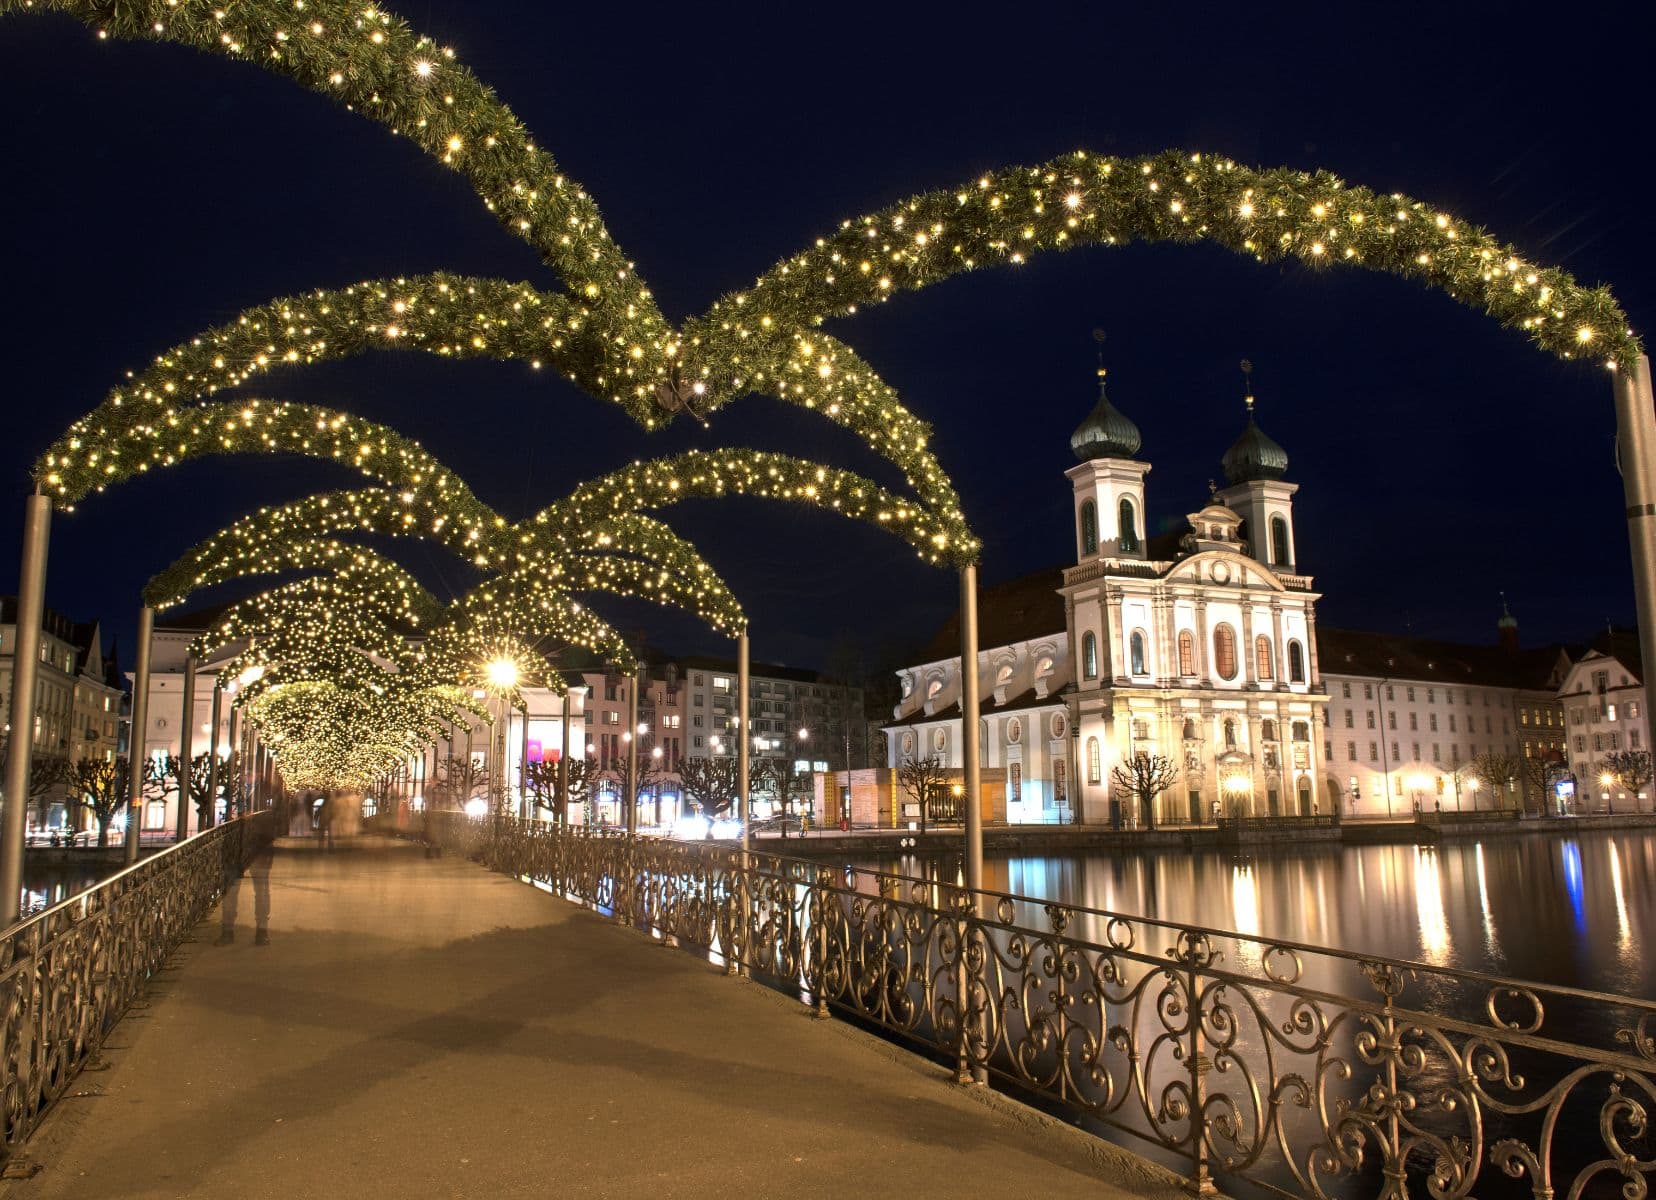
[[2, 835, 1180, 1200]]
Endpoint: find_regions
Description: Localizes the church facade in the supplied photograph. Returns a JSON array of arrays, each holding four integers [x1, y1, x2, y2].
[[885, 363, 1328, 827]]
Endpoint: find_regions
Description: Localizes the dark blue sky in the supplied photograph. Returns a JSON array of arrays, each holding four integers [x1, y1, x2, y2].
[[1, 1, 1652, 675]]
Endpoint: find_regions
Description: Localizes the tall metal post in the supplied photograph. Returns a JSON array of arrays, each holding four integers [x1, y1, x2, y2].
[[0, 492, 51, 925], [625, 668, 639, 835], [519, 699, 531, 820], [1613, 354, 1656, 738], [124, 605, 154, 864], [204, 680, 222, 829], [225, 702, 239, 818], [559, 687, 571, 827], [175, 656, 197, 843], [961, 563, 984, 893], [737, 632, 750, 853]]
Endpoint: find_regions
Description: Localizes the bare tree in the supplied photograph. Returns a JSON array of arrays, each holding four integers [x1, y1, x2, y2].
[[677, 757, 737, 836], [67, 757, 129, 847], [754, 756, 811, 837], [0, 735, 70, 827], [433, 755, 489, 812], [1110, 752, 1179, 830], [897, 754, 948, 833], [1605, 749, 1654, 812], [1471, 752, 1520, 811], [1521, 751, 1567, 815], [602, 750, 664, 827]]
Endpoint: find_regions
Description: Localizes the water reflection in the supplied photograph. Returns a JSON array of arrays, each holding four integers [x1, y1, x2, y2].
[[862, 830, 1656, 997]]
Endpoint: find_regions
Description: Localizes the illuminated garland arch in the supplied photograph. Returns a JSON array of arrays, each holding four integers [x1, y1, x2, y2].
[[732, 149, 1638, 370], [191, 582, 420, 665]]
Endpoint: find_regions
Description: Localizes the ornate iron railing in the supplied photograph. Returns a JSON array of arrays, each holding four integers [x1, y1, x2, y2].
[[0, 811, 273, 1164], [400, 811, 1656, 1200]]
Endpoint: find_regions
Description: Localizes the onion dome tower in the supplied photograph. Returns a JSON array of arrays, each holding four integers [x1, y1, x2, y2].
[[1216, 361, 1299, 571], [1067, 332, 1150, 562]]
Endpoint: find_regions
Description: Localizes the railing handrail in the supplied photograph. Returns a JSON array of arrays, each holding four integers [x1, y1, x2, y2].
[[476, 813, 1656, 1017], [3, 812, 267, 939]]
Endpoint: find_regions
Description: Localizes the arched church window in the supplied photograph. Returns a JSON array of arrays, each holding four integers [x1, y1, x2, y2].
[[1223, 718, 1238, 748], [1255, 635, 1274, 680], [1082, 633, 1099, 680], [1288, 640, 1306, 683], [1182, 718, 1198, 741], [1129, 631, 1148, 676], [1119, 498, 1139, 553], [1261, 718, 1278, 742], [1213, 624, 1238, 681], [1177, 629, 1195, 676], [1270, 516, 1291, 566], [1079, 500, 1098, 556], [1086, 737, 1102, 785]]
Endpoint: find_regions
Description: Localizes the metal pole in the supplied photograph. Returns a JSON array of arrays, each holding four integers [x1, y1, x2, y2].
[[961, 562, 984, 894], [559, 687, 571, 828], [519, 699, 531, 820], [204, 680, 222, 829], [175, 656, 197, 843], [738, 632, 750, 853], [124, 605, 154, 864], [625, 668, 639, 835], [225, 702, 239, 818], [0, 492, 50, 925], [1613, 354, 1656, 736]]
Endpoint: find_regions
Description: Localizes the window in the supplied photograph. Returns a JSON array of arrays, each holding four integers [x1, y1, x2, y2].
[[1083, 633, 1099, 680], [1449, 714, 1457, 733], [1347, 741, 1357, 760], [1325, 741, 1333, 762], [926, 679, 943, 700], [1224, 718, 1238, 748], [1341, 682, 1351, 699], [1288, 641, 1305, 683], [1131, 718, 1150, 741], [1261, 718, 1278, 741], [1293, 721, 1309, 741], [1367, 710, 1376, 729], [1387, 712, 1396, 730], [1433, 743, 1441, 760], [1429, 714, 1438, 732], [1343, 710, 1353, 728], [1368, 742, 1378, 762], [1079, 499, 1098, 556], [713, 676, 731, 692], [1129, 631, 1147, 676], [1391, 741, 1400, 761], [1118, 498, 1140, 553], [1406, 687, 1416, 702], [693, 715, 704, 728], [1255, 636, 1274, 680], [1364, 683, 1373, 701], [1177, 630, 1195, 676], [1607, 704, 1618, 722], [1270, 515, 1290, 566], [1633, 702, 1642, 719], [1086, 737, 1101, 785], [1426, 689, 1435, 704], [1408, 713, 1418, 731], [1053, 760, 1067, 804], [1182, 718, 1198, 740], [1385, 686, 1395, 702], [1212, 624, 1238, 681]]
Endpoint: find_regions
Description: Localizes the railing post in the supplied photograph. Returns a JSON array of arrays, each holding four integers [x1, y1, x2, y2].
[[1183, 943, 1215, 1196], [735, 631, 750, 976], [625, 667, 639, 837], [813, 868, 831, 1019], [125, 605, 154, 864], [0, 490, 51, 925], [558, 687, 571, 831]]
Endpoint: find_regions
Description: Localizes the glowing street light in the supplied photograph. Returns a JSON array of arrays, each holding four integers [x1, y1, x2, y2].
[[484, 657, 520, 692]]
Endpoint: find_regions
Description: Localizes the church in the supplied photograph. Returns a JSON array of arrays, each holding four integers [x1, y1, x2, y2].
[[884, 360, 1331, 828]]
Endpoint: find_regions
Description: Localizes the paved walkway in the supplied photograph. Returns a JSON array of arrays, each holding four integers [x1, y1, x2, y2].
[[6, 836, 1182, 1200]]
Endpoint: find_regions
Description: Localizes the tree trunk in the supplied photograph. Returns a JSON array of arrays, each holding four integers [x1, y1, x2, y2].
[[97, 815, 110, 849]]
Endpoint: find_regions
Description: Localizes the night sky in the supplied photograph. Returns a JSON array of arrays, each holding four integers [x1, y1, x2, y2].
[[2, 1, 1653, 679]]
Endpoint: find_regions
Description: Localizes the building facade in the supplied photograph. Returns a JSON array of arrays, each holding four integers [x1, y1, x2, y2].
[[882, 364, 1613, 826]]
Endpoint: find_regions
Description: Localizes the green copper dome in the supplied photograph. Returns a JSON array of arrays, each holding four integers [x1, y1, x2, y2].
[[1221, 402, 1289, 483], [1070, 370, 1142, 461]]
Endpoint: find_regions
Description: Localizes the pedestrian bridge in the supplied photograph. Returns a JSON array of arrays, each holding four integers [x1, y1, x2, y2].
[[0, 813, 1651, 1200]]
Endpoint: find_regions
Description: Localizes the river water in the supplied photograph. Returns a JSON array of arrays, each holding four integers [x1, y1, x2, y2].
[[867, 829, 1656, 998]]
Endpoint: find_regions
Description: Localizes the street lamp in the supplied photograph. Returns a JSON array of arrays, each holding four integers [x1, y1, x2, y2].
[[1601, 771, 1617, 813]]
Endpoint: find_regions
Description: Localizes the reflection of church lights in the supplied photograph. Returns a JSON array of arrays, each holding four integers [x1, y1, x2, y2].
[[1230, 863, 1261, 942], [1413, 847, 1451, 965], [1474, 843, 1497, 956], [1609, 840, 1632, 955], [1562, 842, 1586, 935]]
